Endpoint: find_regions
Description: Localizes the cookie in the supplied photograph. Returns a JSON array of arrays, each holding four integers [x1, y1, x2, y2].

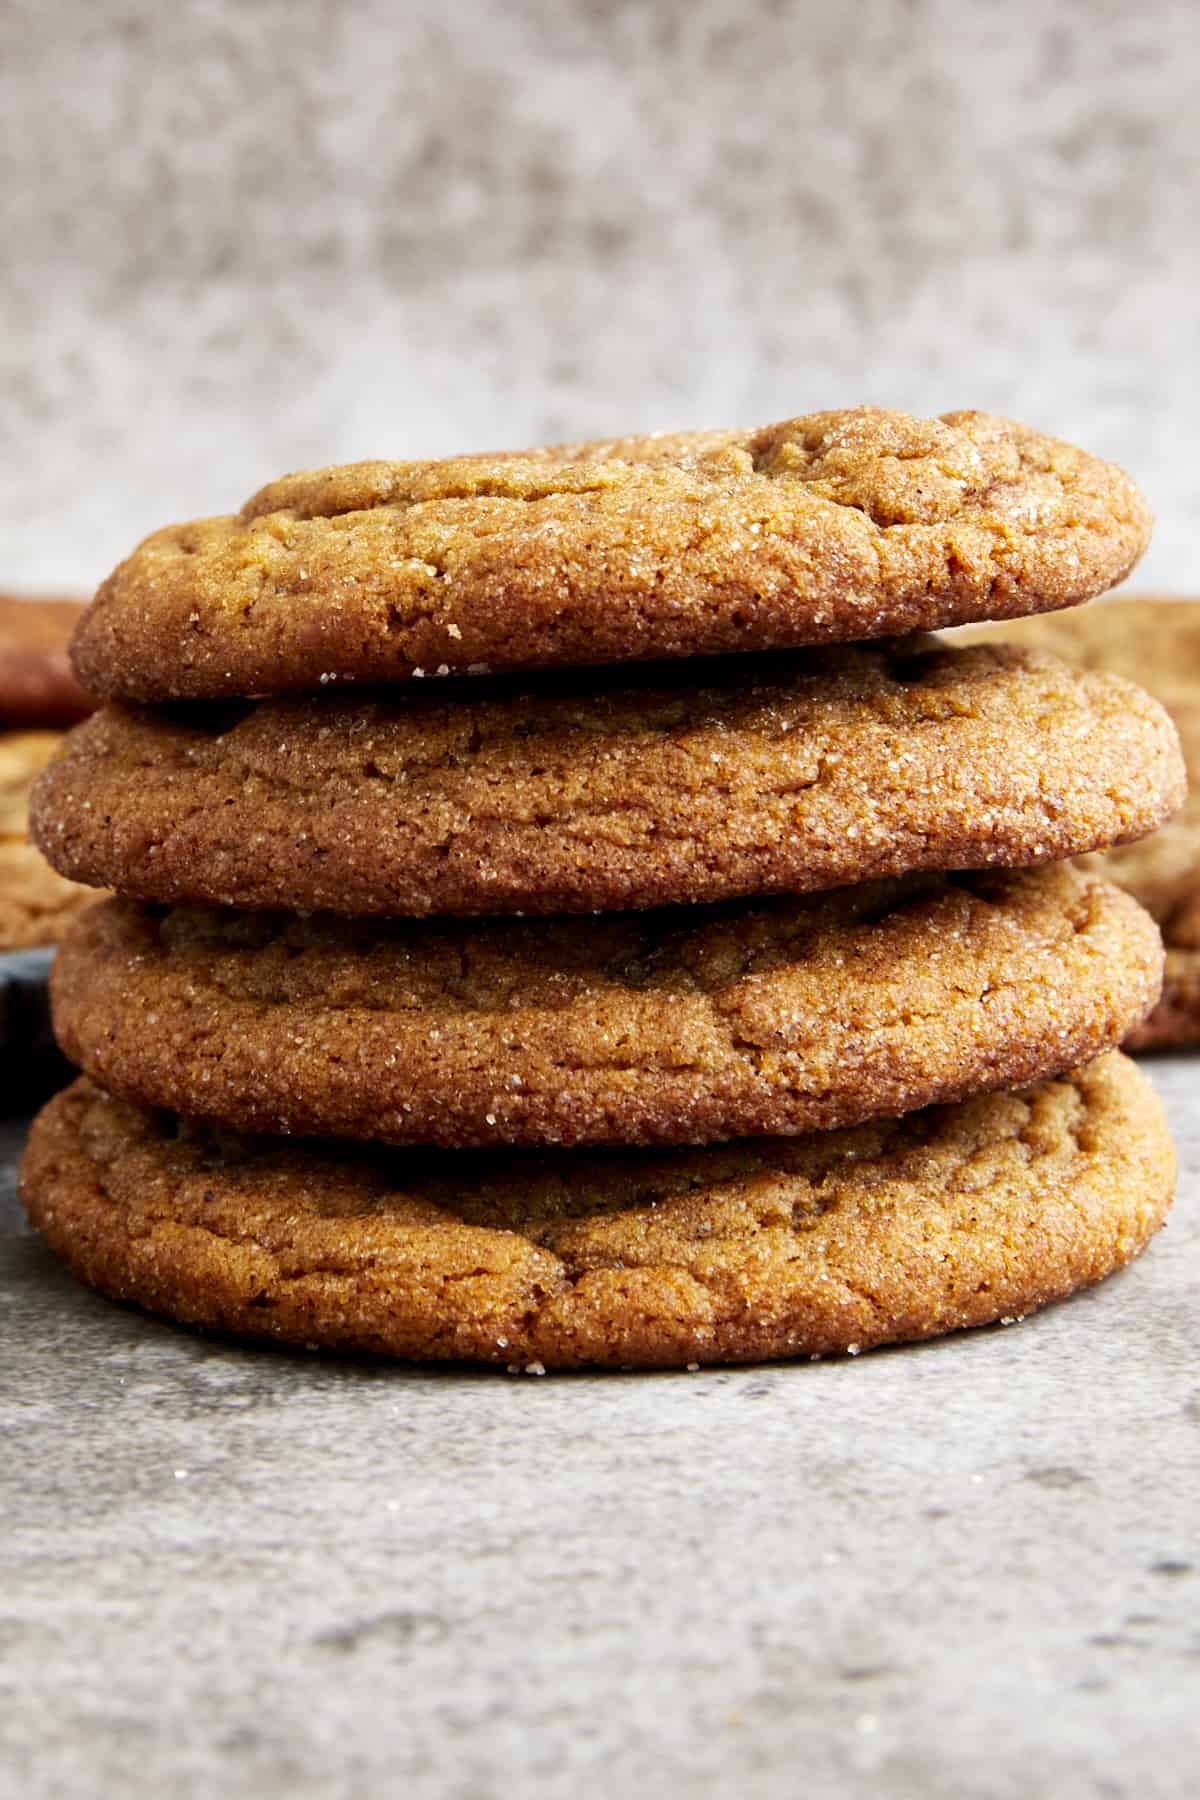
[[0, 595, 92, 726], [20, 1055, 1173, 1367], [1129, 942, 1200, 1049], [0, 732, 102, 949], [69, 410, 1151, 702], [31, 641, 1184, 918], [957, 600, 1200, 1048], [52, 866, 1161, 1149]]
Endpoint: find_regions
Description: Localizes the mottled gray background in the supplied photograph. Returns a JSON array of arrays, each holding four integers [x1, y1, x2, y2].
[[2, 0, 1198, 593]]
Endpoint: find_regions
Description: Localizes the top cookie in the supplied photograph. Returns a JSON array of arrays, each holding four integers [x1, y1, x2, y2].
[[70, 410, 1151, 701], [0, 595, 92, 726]]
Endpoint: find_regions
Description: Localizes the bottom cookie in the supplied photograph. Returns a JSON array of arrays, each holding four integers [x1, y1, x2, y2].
[[21, 1057, 1173, 1369]]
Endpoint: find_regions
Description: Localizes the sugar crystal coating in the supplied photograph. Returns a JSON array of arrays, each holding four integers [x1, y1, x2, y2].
[[19, 1055, 1175, 1367], [71, 409, 1152, 703]]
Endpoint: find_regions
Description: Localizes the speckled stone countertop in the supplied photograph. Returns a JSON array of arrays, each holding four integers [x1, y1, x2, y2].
[[2, 1060, 1196, 1798]]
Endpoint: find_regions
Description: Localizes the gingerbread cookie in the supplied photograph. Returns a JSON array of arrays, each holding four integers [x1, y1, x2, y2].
[[20, 1055, 1173, 1367], [52, 866, 1161, 1148], [32, 642, 1183, 917], [958, 600, 1200, 1048], [0, 732, 102, 949], [70, 410, 1151, 702], [0, 595, 92, 726]]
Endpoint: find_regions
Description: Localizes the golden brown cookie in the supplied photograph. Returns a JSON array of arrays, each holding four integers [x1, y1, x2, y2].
[[0, 732, 102, 949], [20, 1056, 1174, 1367], [957, 599, 1200, 1049], [0, 595, 92, 726], [70, 410, 1151, 702], [31, 642, 1184, 918], [1129, 940, 1200, 1049], [52, 866, 1162, 1149]]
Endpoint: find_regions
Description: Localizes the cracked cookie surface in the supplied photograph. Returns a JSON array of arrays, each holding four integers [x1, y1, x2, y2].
[[20, 1055, 1174, 1367], [52, 866, 1162, 1148], [31, 641, 1184, 918], [70, 409, 1151, 702], [957, 600, 1200, 1049]]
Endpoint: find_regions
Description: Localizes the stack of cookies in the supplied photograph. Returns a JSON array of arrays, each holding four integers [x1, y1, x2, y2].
[[21, 409, 1185, 1369]]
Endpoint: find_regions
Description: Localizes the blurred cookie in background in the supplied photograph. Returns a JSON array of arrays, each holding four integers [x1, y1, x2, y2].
[[0, 731, 100, 951], [0, 595, 100, 950], [956, 598, 1200, 1050], [0, 593, 99, 954], [0, 594, 93, 728], [0, 730, 100, 1105]]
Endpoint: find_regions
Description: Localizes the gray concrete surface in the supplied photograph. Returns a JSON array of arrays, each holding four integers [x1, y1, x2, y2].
[[2, 1060, 1197, 1798], [3, 0, 1200, 597]]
